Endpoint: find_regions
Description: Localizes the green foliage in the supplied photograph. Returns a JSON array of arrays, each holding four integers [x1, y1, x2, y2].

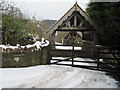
[[39, 20, 56, 40], [2, 1, 43, 45], [2, 14, 27, 45], [2, 15, 24, 31], [86, 2, 120, 48], [1, 1, 55, 45]]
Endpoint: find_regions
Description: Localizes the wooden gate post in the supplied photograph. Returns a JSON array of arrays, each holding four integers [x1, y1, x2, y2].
[[72, 44, 74, 67], [97, 47, 100, 70], [50, 31, 56, 49], [82, 41, 95, 57], [47, 43, 52, 65]]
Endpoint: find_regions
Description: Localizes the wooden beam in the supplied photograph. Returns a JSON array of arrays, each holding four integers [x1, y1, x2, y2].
[[56, 30, 93, 32], [79, 22, 83, 27], [76, 13, 92, 28], [61, 13, 74, 26], [50, 31, 56, 45], [74, 15, 77, 26], [58, 26, 87, 30], [56, 26, 93, 32]]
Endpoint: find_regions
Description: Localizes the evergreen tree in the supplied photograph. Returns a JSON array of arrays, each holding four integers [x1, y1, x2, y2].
[[86, 2, 120, 48]]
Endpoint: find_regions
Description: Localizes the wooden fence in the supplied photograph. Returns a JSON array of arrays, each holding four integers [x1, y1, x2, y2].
[[96, 46, 120, 72], [50, 44, 120, 73]]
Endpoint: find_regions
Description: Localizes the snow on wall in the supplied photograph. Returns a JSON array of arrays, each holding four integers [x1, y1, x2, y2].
[[0, 38, 49, 52]]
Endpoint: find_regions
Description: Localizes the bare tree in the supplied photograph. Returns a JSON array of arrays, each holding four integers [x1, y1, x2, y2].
[[0, 0, 13, 12]]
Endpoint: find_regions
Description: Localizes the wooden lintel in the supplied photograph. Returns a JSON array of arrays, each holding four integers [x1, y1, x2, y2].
[[56, 26, 93, 32], [58, 26, 87, 30], [56, 29, 93, 32]]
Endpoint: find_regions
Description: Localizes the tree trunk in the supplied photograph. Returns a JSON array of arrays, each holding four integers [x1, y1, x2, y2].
[[5, 33, 7, 45]]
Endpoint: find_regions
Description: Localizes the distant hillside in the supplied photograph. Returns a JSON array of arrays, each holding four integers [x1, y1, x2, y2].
[[41, 19, 57, 29], [39, 19, 57, 40]]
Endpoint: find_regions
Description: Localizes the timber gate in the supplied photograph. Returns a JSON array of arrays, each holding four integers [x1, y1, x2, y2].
[[49, 44, 120, 73]]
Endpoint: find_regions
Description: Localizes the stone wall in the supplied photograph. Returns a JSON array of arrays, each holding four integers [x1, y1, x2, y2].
[[2, 45, 50, 68]]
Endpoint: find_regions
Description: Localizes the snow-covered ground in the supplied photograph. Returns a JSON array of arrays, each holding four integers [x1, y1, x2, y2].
[[1, 60, 119, 88]]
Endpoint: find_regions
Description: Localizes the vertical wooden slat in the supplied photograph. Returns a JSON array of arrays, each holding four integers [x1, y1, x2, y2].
[[74, 15, 77, 26], [97, 47, 100, 70], [82, 31, 84, 40], [50, 31, 56, 45], [47, 44, 52, 65], [72, 45, 74, 66]]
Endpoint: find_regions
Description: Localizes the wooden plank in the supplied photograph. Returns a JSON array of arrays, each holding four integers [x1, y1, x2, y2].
[[99, 66, 120, 70], [56, 30, 92, 32], [51, 59, 120, 65], [96, 46, 120, 50], [99, 57, 120, 60], [100, 62, 119, 65], [72, 45, 74, 66], [56, 26, 93, 32], [51, 57, 72, 61], [75, 56, 94, 58], [51, 63, 120, 73], [77, 61, 120, 65], [75, 64, 119, 70], [47, 45, 51, 65], [51, 59, 97, 63], [51, 44, 74, 46], [108, 49, 120, 63], [57, 26, 87, 30], [51, 49, 72, 51], [97, 48, 100, 70], [51, 49, 82, 52], [51, 57, 72, 64], [55, 63, 97, 68], [50, 31, 56, 45], [88, 67, 120, 73], [99, 52, 120, 54], [74, 15, 77, 26]]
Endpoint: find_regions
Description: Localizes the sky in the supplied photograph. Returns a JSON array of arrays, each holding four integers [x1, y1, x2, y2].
[[9, 0, 90, 20]]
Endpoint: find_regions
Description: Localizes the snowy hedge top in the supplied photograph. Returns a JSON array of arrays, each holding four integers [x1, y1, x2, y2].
[[0, 38, 49, 50]]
